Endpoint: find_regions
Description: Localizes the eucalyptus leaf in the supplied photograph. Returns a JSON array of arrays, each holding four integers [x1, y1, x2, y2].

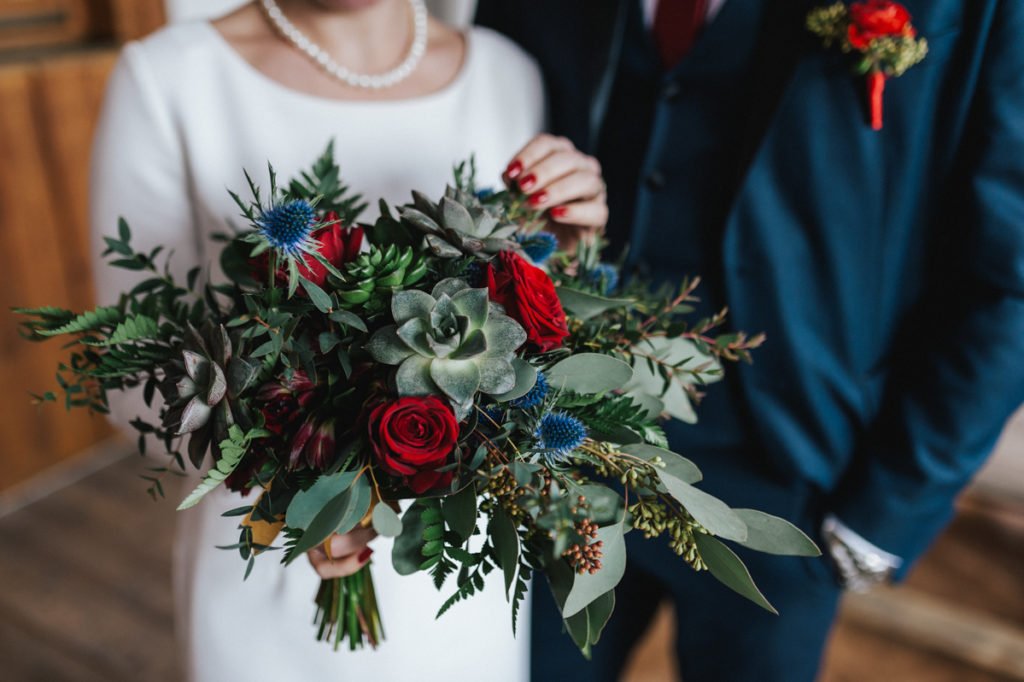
[[562, 521, 626, 618], [556, 287, 633, 321], [658, 472, 747, 542], [733, 509, 821, 557], [694, 533, 777, 614], [622, 336, 722, 424], [285, 475, 371, 562], [285, 470, 359, 529], [585, 589, 616, 647], [621, 443, 702, 484], [371, 502, 403, 538], [546, 353, 633, 395], [579, 484, 625, 524], [492, 359, 538, 403]]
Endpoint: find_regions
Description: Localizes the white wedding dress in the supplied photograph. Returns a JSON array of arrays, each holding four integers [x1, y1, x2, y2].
[[90, 20, 543, 682]]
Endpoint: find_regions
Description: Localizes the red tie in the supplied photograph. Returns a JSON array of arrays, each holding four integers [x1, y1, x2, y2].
[[652, 0, 709, 69]]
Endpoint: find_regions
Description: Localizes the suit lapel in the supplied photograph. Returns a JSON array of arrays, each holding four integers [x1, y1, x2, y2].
[[585, 0, 631, 152], [729, 0, 817, 196]]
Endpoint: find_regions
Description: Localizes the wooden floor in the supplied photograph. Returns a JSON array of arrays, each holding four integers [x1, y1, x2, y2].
[[1, 451, 1023, 681]]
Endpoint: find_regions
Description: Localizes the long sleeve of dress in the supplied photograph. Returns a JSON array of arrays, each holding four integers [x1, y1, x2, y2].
[[89, 42, 198, 434]]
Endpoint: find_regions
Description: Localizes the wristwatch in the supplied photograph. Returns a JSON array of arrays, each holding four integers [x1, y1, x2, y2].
[[821, 515, 903, 592]]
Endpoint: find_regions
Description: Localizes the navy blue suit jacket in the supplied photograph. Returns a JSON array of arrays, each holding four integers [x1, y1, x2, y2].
[[478, 0, 1024, 567]]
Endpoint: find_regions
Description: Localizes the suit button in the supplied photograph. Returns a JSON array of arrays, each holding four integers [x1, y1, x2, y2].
[[645, 170, 666, 190], [662, 80, 681, 101]]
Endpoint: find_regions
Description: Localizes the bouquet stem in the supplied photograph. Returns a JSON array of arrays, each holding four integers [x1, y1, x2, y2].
[[314, 562, 384, 650]]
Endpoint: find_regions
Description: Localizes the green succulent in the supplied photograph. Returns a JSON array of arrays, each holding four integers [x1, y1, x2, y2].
[[365, 278, 527, 410], [160, 321, 258, 467], [400, 186, 520, 259], [337, 243, 428, 310]]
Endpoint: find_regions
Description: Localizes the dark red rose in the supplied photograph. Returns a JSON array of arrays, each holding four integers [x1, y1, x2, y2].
[[368, 396, 459, 494], [485, 251, 569, 352], [848, 1, 913, 50], [251, 211, 363, 288]]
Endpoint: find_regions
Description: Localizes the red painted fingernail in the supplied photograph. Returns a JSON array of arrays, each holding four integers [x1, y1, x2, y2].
[[519, 173, 537, 191], [358, 548, 373, 563], [506, 160, 523, 179], [528, 191, 548, 207], [549, 205, 569, 219]]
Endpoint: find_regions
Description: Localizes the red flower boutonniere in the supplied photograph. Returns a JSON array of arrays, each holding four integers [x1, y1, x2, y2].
[[807, 1, 929, 130]]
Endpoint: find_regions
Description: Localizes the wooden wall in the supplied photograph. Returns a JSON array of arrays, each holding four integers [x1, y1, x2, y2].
[[0, 0, 165, 492]]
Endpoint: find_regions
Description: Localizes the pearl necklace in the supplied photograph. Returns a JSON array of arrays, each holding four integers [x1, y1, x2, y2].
[[260, 0, 428, 90]]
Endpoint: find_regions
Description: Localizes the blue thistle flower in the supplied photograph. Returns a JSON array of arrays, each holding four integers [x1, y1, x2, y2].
[[464, 261, 486, 288], [535, 411, 587, 462], [517, 232, 559, 264], [586, 263, 620, 295], [257, 200, 317, 257], [510, 372, 548, 409], [481, 404, 505, 427], [475, 187, 496, 200]]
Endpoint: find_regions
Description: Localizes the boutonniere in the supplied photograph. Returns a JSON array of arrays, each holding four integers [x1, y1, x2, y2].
[[807, 1, 929, 130]]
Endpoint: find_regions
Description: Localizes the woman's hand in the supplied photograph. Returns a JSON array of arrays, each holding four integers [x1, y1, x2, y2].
[[307, 527, 376, 579], [504, 134, 608, 253]]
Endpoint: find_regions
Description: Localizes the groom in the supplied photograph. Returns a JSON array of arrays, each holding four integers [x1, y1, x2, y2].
[[479, 0, 1024, 680]]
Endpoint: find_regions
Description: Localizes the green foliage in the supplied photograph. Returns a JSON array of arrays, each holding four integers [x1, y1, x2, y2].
[[694, 533, 777, 615], [562, 521, 626, 618], [371, 503, 403, 537], [567, 392, 666, 447], [25, 306, 124, 338], [732, 509, 821, 557], [177, 426, 267, 510], [284, 140, 367, 224], [555, 287, 633, 321], [285, 474, 372, 563], [545, 353, 634, 395], [92, 315, 160, 347]]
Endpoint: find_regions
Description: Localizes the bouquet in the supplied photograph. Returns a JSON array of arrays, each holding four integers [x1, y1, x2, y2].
[[17, 144, 819, 655]]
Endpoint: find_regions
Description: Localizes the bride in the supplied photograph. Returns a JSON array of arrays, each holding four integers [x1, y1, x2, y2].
[[89, 1, 607, 680]]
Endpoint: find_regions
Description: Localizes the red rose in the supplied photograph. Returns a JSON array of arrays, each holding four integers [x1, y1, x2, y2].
[[251, 211, 363, 288], [485, 251, 569, 352], [300, 212, 364, 287], [847, 0, 914, 50], [368, 396, 459, 494]]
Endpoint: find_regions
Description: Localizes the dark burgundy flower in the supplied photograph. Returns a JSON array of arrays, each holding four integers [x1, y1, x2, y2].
[[258, 371, 315, 436], [289, 417, 338, 471]]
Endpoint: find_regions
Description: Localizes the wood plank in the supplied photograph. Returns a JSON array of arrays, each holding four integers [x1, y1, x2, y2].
[[0, 609, 112, 682], [96, 0, 164, 41], [839, 587, 1024, 681], [0, 51, 115, 491], [0, 0, 92, 51]]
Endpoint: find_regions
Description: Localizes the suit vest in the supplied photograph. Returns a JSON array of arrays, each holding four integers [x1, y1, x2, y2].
[[598, 0, 769, 452]]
